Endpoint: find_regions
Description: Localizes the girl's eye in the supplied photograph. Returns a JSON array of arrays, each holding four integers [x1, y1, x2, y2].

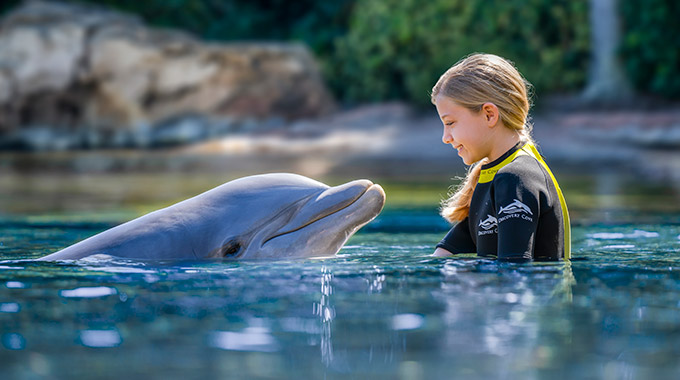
[[445, 122, 455, 126]]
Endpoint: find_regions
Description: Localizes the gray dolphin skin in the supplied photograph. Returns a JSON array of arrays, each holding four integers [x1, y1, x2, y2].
[[38, 173, 386, 261]]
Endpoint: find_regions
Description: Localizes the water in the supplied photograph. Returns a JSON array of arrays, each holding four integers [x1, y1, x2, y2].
[[2, 208, 680, 379]]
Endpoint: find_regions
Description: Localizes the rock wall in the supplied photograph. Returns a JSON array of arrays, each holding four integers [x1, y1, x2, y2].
[[0, 1, 335, 149]]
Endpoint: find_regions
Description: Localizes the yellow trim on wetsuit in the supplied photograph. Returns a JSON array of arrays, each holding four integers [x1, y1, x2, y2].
[[478, 147, 527, 184], [523, 144, 571, 259], [477, 143, 572, 259]]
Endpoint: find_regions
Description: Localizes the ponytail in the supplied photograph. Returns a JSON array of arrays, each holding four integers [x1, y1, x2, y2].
[[440, 158, 486, 222]]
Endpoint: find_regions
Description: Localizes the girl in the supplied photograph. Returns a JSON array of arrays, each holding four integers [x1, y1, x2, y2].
[[431, 53, 570, 261]]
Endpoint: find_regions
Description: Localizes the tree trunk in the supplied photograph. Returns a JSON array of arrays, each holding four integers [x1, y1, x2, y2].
[[582, 0, 633, 103]]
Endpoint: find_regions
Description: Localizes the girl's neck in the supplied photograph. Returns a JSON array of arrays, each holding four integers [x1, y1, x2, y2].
[[486, 127, 521, 163]]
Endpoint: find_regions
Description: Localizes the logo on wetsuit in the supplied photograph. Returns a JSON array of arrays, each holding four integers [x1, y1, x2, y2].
[[498, 199, 534, 223], [478, 215, 497, 236]]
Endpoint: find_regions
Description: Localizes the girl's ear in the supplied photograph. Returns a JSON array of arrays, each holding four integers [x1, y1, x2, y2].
[[481, 103, 500, 127]]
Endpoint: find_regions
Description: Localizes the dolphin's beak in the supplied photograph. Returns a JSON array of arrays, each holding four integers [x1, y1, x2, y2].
[[267, 179, 378, 241]]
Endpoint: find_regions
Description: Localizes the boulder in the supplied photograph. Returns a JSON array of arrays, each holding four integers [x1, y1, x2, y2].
[[0, 1, 335, 149]]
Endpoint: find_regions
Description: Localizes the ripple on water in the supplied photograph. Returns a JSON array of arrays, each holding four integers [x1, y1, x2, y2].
[[5, 281, 27, 288], [209, 328, 280, 352], [0, 302, 20, 313], [2, 333, 26, 350], [59, 286, 117, 298], [588, 230, 660, 239], [79, 330, 122, 348]]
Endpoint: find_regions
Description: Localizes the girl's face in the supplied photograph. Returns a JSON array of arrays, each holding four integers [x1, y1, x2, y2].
[[434, 95, 492, 165]]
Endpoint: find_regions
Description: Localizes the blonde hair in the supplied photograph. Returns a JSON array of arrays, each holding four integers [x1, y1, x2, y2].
[[431, 53, 534, 223]]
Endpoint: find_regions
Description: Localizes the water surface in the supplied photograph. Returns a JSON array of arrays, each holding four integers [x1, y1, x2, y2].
[[2, 207, 680, 379]]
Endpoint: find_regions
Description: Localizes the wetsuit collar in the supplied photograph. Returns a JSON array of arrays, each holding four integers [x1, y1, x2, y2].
[[481, 141, 524, 170], [478, 141, 527, 184]]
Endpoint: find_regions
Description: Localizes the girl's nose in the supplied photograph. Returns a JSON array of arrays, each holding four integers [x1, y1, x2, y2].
[[442, 128, 453, 145]]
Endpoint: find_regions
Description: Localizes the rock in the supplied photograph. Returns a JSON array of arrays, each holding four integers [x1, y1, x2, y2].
[[0, 3, 87, 97], [0, 1, 335, 150]]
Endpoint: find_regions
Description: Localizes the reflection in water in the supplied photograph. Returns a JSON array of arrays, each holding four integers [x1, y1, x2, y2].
[[368, 265, 385, 293], [313, 265, 335, 366], [551, 260, 576, 303], [434, 259, 584, 376]]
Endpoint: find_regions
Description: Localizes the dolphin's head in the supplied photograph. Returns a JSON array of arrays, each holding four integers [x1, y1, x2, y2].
[[204, 173, 385, 260]]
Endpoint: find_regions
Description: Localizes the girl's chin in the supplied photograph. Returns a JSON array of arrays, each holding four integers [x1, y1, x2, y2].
[[458, 151, 472, 165], [459, 152, 479, 166]]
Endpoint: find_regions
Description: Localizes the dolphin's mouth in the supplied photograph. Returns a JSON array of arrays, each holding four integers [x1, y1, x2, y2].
[[262, 181, 384, 246]]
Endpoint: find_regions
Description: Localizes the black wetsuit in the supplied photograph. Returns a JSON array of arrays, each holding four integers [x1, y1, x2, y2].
[[436, 141, 571, 261]]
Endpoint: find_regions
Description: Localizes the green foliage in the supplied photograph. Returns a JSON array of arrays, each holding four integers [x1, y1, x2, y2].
[[620, 0, 680, 98], [61, 0, 354, 57], [329, 0, 590, 105]]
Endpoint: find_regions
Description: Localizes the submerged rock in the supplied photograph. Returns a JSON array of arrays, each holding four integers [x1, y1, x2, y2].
[[0, 1, 335, 150]]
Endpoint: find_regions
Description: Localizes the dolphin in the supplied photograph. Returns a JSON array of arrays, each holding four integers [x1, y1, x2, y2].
[[38, 173, 386, 261], [498, 199, 533, 216]]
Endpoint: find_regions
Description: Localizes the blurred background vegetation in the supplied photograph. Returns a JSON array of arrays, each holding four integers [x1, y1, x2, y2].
[[620, 0, 680, 98], [331, 0, 589, 104], [2, 0, 677, 106]]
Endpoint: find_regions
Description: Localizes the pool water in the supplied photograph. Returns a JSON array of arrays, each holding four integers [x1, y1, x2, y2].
[[2, 208, 680, 379]]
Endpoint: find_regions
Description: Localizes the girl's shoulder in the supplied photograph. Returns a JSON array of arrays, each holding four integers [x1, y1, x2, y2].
[[495, 154, 549, 187]]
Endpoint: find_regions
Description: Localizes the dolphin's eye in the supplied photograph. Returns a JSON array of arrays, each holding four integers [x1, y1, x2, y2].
[[220, 241, 242, 258]]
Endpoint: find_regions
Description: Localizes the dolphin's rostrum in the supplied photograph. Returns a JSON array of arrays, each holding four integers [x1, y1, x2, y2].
[[38, 173, 386, 261]]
